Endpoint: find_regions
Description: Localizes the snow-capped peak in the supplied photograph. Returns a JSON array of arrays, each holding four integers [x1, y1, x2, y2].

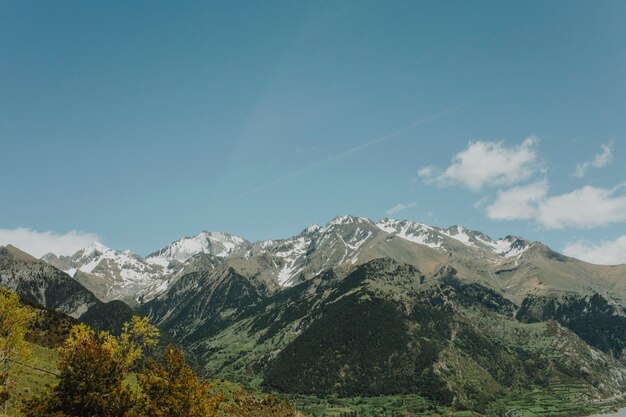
[[327, 215, 372, 227], [377, 218, 531, 258], [301, 224, 322, 236], [82, 241, 113, 256], [40, 215, 537, 303], [146, 231, 249, 264]]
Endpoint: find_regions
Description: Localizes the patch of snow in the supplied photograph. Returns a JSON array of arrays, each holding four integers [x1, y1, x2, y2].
[[345, 229, 372, 251], [271, 236, 312, 287], [475, 235, 529, 258], [277, 264, 302, 287], [376, 219, 443, 250], [442, 226, 473, 245], [145, 255, 170, 267], [80, 258, 102, 274]]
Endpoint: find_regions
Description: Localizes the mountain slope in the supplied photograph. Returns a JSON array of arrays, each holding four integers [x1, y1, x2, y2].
[[0, 245, 133, 333], [139, 265, 271, 343], [150, 255, 626, 412], [1, 245, 99, 317]]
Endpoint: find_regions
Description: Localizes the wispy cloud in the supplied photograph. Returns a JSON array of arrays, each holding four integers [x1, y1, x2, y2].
[[472, 196, 491, 209], [238, 102, 469, 198], [386, 202, 417, 215], [0, 228, 99, 258], [573, 140, 614, 178], [419, 137, 541, 191]]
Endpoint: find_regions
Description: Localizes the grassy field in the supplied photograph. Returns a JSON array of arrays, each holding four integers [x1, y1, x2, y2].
[[7, 343, 59, 415]]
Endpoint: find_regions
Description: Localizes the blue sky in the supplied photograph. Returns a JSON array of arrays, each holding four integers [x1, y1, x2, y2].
[[1, 1, 626, 262]]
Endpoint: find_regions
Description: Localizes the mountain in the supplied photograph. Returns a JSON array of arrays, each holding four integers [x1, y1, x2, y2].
[[1, 244, 99, 317], [33, 215, 626, 412], [43, 232, 250, 305], [42, 242, 173, 305], [41, 216, 541, 305], [132, 215, 626, 413], [7, 289, 303, 417], [1, 244, 134, 333], [146, 231, 250, 263], [142, 256, 626, 412]]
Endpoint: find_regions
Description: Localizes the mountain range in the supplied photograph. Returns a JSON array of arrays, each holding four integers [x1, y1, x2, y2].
[[41, 216, 547, 303], [5, 214, 626, 413]]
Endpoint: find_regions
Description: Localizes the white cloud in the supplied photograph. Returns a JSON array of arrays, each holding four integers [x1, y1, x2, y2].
[[563, 236, 626, 265], [537, 185, 626, 229], [486, 183, 626, 229], [486, 181, 548, 220], [419, 137, 541, 191], [573, 141, 614, 178], [386, 202, 417, 215], [0, 228, 99, 258]]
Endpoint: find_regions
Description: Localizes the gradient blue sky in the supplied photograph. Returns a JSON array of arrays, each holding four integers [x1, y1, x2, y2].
[[1, 1, 626, 262]]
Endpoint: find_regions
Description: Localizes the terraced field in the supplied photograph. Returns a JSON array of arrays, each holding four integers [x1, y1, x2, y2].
[[284, 381, 626, 417], [486, 381, 625, 417]]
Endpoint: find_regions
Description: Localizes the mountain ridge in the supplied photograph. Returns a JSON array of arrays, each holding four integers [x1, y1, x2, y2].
[[40, 215, 626, 310], [41, 215, 548, 304]]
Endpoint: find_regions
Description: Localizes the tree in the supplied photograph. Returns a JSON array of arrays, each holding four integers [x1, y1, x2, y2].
[[0, 289, 34, 412], [23, 316, 221, 417], [130, 345, 223, 417], [23, 316, 160, 417]]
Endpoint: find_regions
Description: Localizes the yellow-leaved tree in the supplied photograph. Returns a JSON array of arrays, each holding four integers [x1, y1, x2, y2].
[[23, 315, 222, 417], [129, 345, 223, 417], [0, 288, 34, 413], [23, 316, 160, 417]]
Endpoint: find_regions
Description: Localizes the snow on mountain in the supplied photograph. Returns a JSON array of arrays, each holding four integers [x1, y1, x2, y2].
[[40, 215, 534, 303], [441, 225, 474, 245], [245, 216, 379, 286], [443, 226, 531, 258], [326, 215, 373, 228], [146, 231, 249, 264], [71, 242, 148, 276], [44, 232, 250, 303], [376, 218, 444, 249], [274, 236, 309, 286], [377, 219, 531, 258], [43, 242, 171, 304]]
